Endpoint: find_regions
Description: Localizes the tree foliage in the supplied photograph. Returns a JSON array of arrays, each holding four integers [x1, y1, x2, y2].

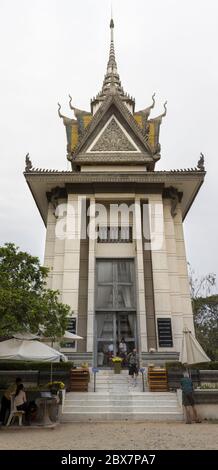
[[0, 243, 70, 337], [188, 264, 218, 360]]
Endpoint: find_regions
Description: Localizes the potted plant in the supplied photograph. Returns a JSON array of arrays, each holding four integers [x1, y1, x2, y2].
[[111, 357, 123, 374], [46, 381, 65, 396]]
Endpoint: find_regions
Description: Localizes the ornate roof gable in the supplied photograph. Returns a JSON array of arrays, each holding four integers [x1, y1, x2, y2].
[[70, 94, 157, 167]]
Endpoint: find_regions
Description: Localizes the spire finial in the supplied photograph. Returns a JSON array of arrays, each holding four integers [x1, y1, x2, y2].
[[110, 3, 114, 29], [90, 15, 135, 113], [107, 8, 116, 75]]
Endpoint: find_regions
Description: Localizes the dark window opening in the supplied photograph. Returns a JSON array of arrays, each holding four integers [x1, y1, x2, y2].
[[157, 318, 173, 347], [64, 317, 76, 348]]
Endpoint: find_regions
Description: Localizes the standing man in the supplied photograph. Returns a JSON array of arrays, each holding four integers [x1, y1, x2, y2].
[[127, 348, 139, 386], [180, 370, 201, 424]]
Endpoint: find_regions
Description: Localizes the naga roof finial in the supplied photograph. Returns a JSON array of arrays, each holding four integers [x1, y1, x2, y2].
[[162, 101, 167, 117], [137, 93, 156, 117], [68, 94, 90, 117], [58, 102, 64, 118], [152, 101, 167, 121], [69, 94, 73, 110], [25, 153, 32, 172], [197, 152, 205, 171]]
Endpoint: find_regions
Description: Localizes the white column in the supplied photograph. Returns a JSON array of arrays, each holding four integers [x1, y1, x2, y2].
[[61, 194, 82, 319], [86, 197, 96, 352], [174, 205, 195, 335], [163, 199, 184, 352], [44, 203, 56, 289], [134, 197, 148, 352], [149, 194, 173, 351], [45, 199, 66, 293]]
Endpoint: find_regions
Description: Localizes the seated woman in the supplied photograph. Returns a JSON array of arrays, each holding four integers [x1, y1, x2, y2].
[[14, 384, 31, 425], [0, 377, 22, 425]]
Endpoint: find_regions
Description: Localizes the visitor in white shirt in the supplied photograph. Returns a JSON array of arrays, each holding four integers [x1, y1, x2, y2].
[[119, 338, 127, 365], [119, 338, 127, 355], [14, 384, 31, 425], [108, 343, 114, 353]]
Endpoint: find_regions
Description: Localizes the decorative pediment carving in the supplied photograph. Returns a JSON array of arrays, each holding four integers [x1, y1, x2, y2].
[[87, 116, 140, 153]]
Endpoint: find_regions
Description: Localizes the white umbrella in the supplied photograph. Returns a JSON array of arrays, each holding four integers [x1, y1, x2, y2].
[[40, 331, 83, 342], [180, 327, 211, 366], [13, 332, 39, 341], [0, 338, 67, 382], [0, 338, 65, 362]]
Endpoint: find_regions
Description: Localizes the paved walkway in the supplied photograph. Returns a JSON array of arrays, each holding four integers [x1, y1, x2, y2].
[[0, 422, 218, 450]]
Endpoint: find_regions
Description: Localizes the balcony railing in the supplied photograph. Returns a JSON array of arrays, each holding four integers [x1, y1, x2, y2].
[[97, 226, 133, 243]]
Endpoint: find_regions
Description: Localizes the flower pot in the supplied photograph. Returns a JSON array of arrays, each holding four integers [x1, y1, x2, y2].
[[114, 362, 122, 374]]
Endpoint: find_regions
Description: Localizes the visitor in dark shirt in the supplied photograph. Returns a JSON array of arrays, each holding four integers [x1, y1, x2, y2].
[[180, 371, 201, 424]]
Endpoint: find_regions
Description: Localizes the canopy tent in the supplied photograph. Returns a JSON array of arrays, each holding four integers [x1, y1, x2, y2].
[[13, 332, 39, 341], [0, 337, 67, 382], [40, 331, 83, 342], [13, 331, 83, 342], [0, 338, 65, 362], [179, 327, 211, 366]]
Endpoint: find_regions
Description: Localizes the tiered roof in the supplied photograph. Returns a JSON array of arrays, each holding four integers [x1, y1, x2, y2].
[[58, 18, 168, 170]]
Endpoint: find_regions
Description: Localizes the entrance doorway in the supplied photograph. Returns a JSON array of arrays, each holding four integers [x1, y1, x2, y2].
[[96, 312, 137, 367], [95, 259, 137, 367]]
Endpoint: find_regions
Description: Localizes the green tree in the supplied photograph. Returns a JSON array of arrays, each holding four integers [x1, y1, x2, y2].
[[188, 264, 218, 360], [0, 243, 70, 337]]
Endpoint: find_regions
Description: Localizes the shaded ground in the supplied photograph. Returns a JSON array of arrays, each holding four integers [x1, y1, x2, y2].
[[0, 421, 218, 450]]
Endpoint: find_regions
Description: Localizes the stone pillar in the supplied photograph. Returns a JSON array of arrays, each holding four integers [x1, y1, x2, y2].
[[134, 197, 148, 353], [45, 199, 66, 294], [163, 199, 184, 351], [149, 194, 173, 352], [86, 197, 96, 352], [141, 202, 157, 350], [61, 194, 82, 332], [44, 203, 56, 289], [174, 205, 195, 335], [77, 198, 89, 352]]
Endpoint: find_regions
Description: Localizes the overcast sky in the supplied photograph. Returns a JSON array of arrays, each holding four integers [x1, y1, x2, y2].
[[0, 0, 217, 283]]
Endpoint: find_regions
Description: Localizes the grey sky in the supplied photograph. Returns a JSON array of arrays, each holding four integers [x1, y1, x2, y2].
[[0, 0, 217, 281]]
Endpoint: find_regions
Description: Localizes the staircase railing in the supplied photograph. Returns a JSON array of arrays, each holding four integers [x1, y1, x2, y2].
[[92, 367, 99, 392]]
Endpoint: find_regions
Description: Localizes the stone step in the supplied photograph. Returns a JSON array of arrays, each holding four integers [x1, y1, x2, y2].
[[62, 387, 183, 422], [64, 405, 181, 413], [64, 400, 178, 407], [61, 411, 183, 422], [66, 392, 176, 398]]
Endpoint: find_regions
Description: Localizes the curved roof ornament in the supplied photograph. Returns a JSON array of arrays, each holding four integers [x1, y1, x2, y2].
[[69, 94, 74, 110], [68, 94, 90, 117], [58, 102, 64, 118], [162, 101, 167, 117], [25, 153, 33, 172], [137, 93, 156, 117], [197, 152, 205, 171], [152, 101, 167, 121]]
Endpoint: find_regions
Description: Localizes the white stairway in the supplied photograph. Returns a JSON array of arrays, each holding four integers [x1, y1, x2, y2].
[[61, 370, 183, 422]]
